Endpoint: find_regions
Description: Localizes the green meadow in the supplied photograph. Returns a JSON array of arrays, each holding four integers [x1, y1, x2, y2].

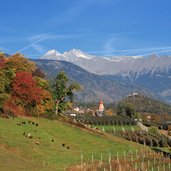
[[0, 117, 143, 170]]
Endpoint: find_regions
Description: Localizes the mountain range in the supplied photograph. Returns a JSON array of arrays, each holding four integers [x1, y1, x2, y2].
[[33, 59, 133, 103], [37, 49, 171, 103]]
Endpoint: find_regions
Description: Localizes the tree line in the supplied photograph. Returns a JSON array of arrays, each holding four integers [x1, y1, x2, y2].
[[0, 52, 81, 118]]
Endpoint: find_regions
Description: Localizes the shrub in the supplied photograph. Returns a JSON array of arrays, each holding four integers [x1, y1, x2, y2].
[[148, 126, 159, 136]]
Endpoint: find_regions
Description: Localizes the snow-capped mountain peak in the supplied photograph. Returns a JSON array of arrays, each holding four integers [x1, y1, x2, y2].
[[45, 49, 61, 56], [64, 48, 92, 59], [41, 49, 171, 77]]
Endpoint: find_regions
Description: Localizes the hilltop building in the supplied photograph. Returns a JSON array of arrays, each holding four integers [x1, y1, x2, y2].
[[128, 92, 138, 97]]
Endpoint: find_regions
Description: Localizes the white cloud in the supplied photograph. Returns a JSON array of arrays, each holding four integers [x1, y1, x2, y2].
[[88, 46, 171, 56]]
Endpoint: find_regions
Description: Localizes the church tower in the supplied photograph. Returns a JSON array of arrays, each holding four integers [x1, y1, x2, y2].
[[98, 100, 104, 112], [96, 100, 105, 117]]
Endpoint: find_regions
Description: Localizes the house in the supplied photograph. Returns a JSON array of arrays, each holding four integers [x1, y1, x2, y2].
[[73, 106, 85, 114]]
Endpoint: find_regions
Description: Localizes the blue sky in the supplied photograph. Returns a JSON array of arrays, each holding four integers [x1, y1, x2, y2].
[[0, 0, 171, 58]]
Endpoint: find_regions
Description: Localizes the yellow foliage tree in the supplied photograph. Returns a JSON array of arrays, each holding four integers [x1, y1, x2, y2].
[[6, 53, 36, 73]]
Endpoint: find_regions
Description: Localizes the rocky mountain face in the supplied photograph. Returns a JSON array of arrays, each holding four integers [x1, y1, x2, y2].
[[40, 49, 171, 103]]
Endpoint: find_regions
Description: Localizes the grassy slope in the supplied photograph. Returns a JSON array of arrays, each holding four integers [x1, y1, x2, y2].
[[0, 117, 143, 171]]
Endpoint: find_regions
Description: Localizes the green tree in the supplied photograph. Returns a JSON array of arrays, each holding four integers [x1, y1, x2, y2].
[[125, 104, 136, 118], [52, 71, 81, 115], [117, 103, 126, 115], [117, 103, 136, 118]]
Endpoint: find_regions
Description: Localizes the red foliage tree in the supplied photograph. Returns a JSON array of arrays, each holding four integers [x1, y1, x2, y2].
[[3, 96, 26, 116], [12, 72, 43, 107]]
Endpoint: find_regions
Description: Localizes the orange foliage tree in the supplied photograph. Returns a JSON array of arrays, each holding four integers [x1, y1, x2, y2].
[[1, 53, 53, 117], [6, 53, 35, 73], [10, 71, 53, 116]]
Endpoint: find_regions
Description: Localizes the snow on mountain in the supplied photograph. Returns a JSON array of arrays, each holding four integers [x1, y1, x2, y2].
[[42, 49, 63, 60], [45, 49, 61, 56], [63, 49, 93, 59], [41, 49, 171, 77]]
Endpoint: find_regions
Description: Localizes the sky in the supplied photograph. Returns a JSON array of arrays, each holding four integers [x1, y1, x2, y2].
[[0, 0, 171, 58]]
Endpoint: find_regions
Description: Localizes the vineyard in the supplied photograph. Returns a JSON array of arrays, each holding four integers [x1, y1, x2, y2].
[[68, 147, 171, 171], [107, 129, 171, 149], [72, 115, 135, 125]]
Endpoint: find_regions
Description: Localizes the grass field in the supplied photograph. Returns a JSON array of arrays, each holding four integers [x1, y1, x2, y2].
[[0, 117, 144, 170]]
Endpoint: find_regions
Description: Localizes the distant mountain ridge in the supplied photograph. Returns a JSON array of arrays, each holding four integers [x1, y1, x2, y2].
[[39, 49, 171, 103], [33, 59, 135, 103], [41, 49, 171, 76]]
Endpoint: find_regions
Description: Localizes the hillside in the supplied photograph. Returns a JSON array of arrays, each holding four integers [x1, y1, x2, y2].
[[118, 94, 171, 114], [33, 59, 133, 103], [33, 59, 154, 103], [0, 117, 142, 171]]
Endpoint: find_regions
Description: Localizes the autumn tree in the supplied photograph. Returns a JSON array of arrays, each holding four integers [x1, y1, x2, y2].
[[3, 96, 26, 116], [10, 71, 54, 116], [0, 52, 53, 117], [6, 53, 35, 73], [33, 76, 54, 117], [0, 54, 15, 113], [0, 53, 6, 68], [52, 71, 81, 115]]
